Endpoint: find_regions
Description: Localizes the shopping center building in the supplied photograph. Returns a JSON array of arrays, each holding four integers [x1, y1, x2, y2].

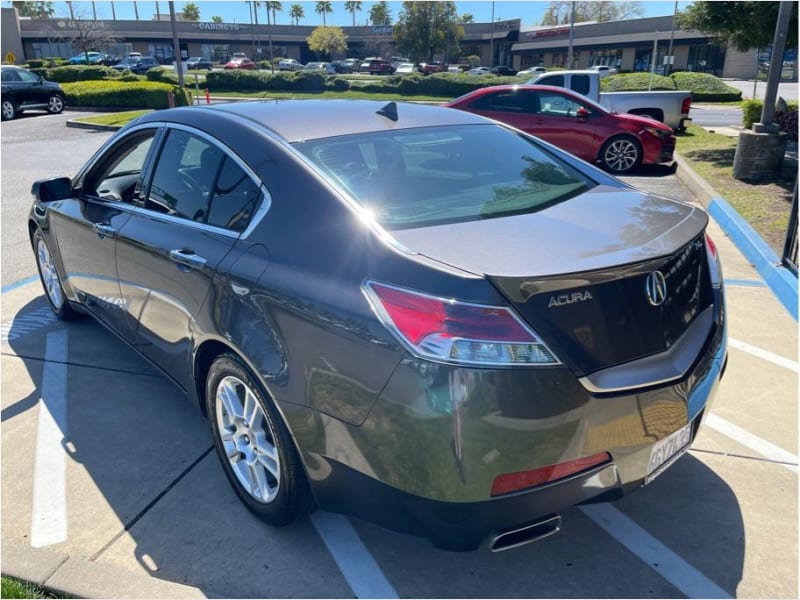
[[0, 7, 775, 79]]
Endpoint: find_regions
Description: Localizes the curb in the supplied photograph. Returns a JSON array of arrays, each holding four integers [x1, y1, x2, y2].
[[65, 119, 122, 132], [674, 152, 798, 321], [2, 540, 206, 598]]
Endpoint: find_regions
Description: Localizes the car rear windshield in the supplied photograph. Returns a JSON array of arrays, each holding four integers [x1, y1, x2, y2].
[[294, 124, 596, 230]]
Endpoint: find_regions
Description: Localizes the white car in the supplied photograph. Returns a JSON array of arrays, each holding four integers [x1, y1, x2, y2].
[[516, 66, 547, 77], [467, 66, 491, 76], [395, 62, 417, 75], [303, 62, 336, 75], [278, 58, 303, 71], [588, 65, 618, 76]]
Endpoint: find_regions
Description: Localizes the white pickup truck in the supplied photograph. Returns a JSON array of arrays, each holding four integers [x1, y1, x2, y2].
[[528, 70, 692, 131]]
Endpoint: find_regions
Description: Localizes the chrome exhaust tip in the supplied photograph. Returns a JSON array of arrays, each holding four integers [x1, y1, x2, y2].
[[489, 515, 562, 552]]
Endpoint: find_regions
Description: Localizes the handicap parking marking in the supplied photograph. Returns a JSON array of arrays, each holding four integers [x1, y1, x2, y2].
[[1, 305, 59, 343]]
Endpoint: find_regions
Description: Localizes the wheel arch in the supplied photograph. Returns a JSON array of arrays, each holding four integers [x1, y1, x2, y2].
[[628, 107, 665, 123]]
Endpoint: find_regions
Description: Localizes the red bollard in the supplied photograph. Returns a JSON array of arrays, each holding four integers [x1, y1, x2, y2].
[[205, 88, 211, 105]]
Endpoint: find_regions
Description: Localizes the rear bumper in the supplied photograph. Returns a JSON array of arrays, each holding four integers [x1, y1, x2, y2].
[[294, 295, 727, 551]]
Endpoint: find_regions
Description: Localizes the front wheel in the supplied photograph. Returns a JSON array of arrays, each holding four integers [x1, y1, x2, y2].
[[206, 353, 313, 526], [47, 94, 65, 114], [33, 229, 77, 320], [600, 135, 642, 174], [1, 98, 16, 121]]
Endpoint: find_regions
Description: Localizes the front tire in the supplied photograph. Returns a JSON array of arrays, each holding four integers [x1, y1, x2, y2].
[[2, 98, 16, 121], [600, 135, 642, 174], [206, 353, 312, 526], [47, 94, 65, 114], [33, 229, 77, 320]]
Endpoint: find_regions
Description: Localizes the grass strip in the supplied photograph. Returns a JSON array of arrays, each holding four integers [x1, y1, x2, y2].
[[676, 125, 795, 253], [71, 110, 152, 126], [1, 576, 66, 599]]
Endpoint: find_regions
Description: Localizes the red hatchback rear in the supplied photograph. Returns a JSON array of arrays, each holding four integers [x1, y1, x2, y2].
[[445, 84, 675, 174]]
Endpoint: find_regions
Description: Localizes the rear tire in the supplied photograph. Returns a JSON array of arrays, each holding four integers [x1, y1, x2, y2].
[[2, 99, 16, 121], [206, 353, 313, 526], [600, 135, 642, 174], [33, 229, 77, 320]]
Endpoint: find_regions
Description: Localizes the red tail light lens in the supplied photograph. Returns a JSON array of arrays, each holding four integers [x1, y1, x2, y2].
[[705, 232, 722, 288], [681, 96, 692, 114], [363, 281, 560, 367], [490, 452, 611, 496]]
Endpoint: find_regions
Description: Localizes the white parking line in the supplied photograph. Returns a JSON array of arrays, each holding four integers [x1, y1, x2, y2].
[[728, 337, 799, 372], [705, 413, 799, 472], [311, 511, 398, 599], [579, 504, 731, 599], [30, 329, 69, 547]]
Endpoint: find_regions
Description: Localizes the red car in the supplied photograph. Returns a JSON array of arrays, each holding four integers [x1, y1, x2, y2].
[[445, 84, 675, 174], [224, 57, 255, 70]]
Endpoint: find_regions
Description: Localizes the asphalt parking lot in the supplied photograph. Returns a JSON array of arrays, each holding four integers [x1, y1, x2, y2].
[[1, 111, 797, 598]]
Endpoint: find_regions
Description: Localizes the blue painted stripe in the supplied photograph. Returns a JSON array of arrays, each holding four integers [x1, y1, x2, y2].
[[709, 197, 798, 321], [1, 275, 39, 295], [723, 278, 767, 288]]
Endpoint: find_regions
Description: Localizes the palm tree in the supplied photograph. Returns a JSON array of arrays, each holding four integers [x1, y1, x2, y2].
[[181, 2, 201, 21], [110, 1, 116, 19], [315, 1, 332, 26], [133, 1, 139, 19], [289, 3, 304, 25], [344, 0, 361, 27], [212, 15, 223, 22], [460, 13, 474, 23], [267, 1, 282, 25]]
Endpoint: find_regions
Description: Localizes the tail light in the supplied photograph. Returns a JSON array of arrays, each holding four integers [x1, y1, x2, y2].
[[681, 96, 692, 115], [705, 232, 722, 288], [363, 281, 560, 367]]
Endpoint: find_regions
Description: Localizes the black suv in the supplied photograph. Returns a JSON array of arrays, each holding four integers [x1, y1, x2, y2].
[[186, 57, 214, 70], [1, 66, 65, 121], [490, 65, 517, 76]]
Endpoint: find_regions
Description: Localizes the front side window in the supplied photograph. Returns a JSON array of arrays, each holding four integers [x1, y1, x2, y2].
[[295, 124, 595, 230], [535, 91, 591, 118], [83, 130, 157, 203]]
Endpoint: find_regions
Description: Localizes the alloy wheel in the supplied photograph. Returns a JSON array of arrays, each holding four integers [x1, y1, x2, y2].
[[215, 375, 281, 503], [603, 138, 639, 173], [36, 238, 64, 309], [48, 95, 64, 114], [1, 100, 15, 120]]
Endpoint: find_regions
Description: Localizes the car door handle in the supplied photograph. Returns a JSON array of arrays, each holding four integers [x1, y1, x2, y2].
[[92, 223, 117, 239], [169, 249, 207, 271]]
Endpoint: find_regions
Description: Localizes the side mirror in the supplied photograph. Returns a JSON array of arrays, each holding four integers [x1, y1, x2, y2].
[[31, 177, 73, 202], [576, 107, 590, 120]]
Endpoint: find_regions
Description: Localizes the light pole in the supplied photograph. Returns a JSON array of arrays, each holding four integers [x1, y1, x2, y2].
[[168, 1, 184, 89], [666, 0, 677, 74], [567, 2, 576, 67], [489, 1, 494, 66]]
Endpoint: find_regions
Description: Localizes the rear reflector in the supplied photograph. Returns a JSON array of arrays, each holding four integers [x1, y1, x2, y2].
[[363, 281, 559, 367], [490, 452, 611, 496], [681, 96, 692, 114]]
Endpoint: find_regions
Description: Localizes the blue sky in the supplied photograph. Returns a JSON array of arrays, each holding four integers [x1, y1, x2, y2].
[[10, 1, 691, 26]]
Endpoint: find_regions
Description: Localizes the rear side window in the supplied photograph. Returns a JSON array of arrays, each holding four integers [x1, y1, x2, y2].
[[469, 90, 534, 113], [206, 156, 261, 232], [295, 124, 594, 230], [1, 69, 21, 82], [571, 75, 590, 96]]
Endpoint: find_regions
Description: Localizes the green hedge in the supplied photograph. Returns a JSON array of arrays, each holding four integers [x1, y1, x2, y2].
[[742, 99, 798, 140], [34, 65, 121, 83], [601, 72, 676, 92], [62, 81, 192, 108], [669, 72, 742, 102], [145, 66, 180, 84]]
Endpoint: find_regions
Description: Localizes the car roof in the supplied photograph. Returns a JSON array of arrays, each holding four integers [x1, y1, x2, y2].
[[159, 100, 490, 143]]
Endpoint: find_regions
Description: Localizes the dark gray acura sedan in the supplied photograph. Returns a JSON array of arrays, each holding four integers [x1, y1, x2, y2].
[[29, 100, 727, 552]]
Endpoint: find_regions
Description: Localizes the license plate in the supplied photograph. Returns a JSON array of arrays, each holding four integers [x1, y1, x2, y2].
[[644, 422, 692, 485]]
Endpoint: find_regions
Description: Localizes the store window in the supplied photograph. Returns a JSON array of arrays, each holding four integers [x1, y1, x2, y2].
[[687, 45, 726, 77], [589, 49, 622, 68]]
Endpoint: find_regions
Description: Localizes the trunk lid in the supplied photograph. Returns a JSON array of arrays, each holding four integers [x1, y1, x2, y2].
[[391, 186, 713, 376]]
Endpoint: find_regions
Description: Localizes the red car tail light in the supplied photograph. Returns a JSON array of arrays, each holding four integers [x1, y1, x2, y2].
[[705, 232, 722, 288], [363, 281, 560, 367], [681, 96, 692, 114], [490, 452, 611, 496]]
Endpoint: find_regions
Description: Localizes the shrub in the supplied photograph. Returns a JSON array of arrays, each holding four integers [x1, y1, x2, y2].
[[26, 59, 46, 69], [669, 72, 742, 102], [601, 72, 676, 92], [145, 66, 180, 84], [41, 65, 121, 83], [741, 99, 798, 140], [62, 81, 192, 108], [118, 73, 143, 82]]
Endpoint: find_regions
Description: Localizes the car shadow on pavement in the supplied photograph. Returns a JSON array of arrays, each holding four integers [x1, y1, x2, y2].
[[2, 294, 746, 598], [630, 162, 679, 177]]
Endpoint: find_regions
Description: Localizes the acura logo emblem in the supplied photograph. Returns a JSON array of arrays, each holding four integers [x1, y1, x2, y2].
[[645, 271, 667, 306]]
